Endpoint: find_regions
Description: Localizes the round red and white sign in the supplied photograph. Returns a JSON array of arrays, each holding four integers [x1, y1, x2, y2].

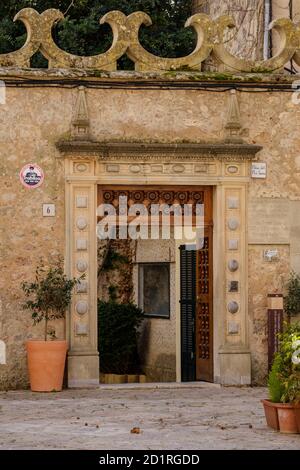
[[19, 163, 44, 189]]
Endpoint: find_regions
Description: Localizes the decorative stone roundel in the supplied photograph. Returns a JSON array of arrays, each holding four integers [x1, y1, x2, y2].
[[228, 259, 239, 272], [228, 301, 239, 314], [76, 259, 88, 273], [76, 301, 88, 316], [76, 216, 88, 230], [227, 165, 239, 174], [129, 164, 141, 174], [228, 218, 239, 231], [172, 164, 185, 173], [75, 163, 88, 173]]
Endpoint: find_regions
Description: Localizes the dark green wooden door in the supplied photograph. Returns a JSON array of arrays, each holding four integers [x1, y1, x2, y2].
[[180, 245, 196, 382]]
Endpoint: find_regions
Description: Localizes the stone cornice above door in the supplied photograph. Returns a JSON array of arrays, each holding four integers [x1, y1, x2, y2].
[[56, 140, 262, 162]]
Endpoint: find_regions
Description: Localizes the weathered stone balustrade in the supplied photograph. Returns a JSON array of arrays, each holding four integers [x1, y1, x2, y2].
[[1, 8, 300, 72]]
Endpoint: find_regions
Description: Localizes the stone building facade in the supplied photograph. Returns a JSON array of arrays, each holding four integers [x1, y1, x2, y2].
[[0, 5, 300, 389]]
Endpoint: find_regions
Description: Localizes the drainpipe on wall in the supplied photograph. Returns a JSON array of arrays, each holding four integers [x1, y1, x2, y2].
[[263, 0, 272, 60], [289, 0, 294, 72]]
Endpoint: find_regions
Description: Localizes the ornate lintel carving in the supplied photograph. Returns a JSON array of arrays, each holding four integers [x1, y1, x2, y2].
[[56, 140, 262, 162]]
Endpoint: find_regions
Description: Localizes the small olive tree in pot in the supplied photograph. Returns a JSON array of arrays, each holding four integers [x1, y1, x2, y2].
[[22, 259, 81, 392]]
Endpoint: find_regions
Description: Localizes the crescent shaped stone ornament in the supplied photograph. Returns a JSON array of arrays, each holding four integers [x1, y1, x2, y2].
[[126, 12, 214, 71], [0, 8, 41, 67], [213, 16, 299, 73], [1, 8, 300, 73], [39, 9, 130, 70]]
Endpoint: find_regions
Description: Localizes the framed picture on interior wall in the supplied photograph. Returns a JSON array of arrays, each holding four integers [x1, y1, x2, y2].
[[139, 263, 170, 318]]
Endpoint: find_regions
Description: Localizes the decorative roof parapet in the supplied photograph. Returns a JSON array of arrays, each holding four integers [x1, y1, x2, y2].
[[1, 8, 300, 73]]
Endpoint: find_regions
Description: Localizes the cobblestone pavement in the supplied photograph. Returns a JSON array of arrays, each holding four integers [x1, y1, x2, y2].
[[0, 384, 299, 450]]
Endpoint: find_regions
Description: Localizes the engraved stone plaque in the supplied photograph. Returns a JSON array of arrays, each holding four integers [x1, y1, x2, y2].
[[76, 196, 88, 208], [76, 280, 88, 294], [228, 239, 239, 250], [75, 323, 89, 336], [76, 239, 88, 251], [106, 164, 120, 173], [229, 281, 239, 293], [194, 164, 208, 173], [228, 197, 239, 209], [228, 321, 240, 335], [248, 198, 289, 244]]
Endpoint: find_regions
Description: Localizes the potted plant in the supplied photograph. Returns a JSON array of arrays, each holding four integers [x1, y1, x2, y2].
[[262, 323, 300, 433], [98, 297, 145, 384], [284, 271, 300, 321], [21, 259, 80, 392]]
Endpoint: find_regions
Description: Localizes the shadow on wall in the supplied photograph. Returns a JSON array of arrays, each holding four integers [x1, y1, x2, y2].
[[138, 320, 176, 382], [138, 318, 151, 367]]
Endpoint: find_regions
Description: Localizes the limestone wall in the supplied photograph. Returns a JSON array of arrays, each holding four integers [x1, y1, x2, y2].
[[0, 70, 300, 388]]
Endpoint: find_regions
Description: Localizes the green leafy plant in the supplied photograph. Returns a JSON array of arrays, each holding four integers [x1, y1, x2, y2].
[[268, 322, 300, 403], [101, 247, 129, 272], [21, 258, 81, 341], [268, 354, 285, 403], [98, 299, 144, 374], [284, 271, 300, 319]]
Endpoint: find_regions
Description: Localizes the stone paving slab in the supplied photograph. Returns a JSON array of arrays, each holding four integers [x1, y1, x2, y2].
[[0, 385, 299, 450]]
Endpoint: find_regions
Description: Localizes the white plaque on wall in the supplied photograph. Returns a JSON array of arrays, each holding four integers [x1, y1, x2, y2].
[[251, 162, 267, 179]]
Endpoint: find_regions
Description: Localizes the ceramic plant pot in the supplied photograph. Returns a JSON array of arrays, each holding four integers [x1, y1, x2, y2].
[[26, 340, 67, 392], [261, 399, 279, 431], [276, 403, 300, 434], [262, 399, 300, 433]]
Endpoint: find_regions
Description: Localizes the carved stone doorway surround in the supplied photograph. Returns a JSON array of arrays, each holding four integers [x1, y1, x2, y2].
[[56, 140, 261, 387]]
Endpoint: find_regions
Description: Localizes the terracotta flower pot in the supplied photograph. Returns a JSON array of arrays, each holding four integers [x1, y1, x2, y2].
[[261, 399, 279, 431], [276, 403, 299, 434], [26, 340, 67, 392], [262, 399, 300, 434], [295, 407, 300, 432]]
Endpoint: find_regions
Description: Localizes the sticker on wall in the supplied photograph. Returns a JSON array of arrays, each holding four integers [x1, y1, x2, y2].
[[19, 163, 44, 189]]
